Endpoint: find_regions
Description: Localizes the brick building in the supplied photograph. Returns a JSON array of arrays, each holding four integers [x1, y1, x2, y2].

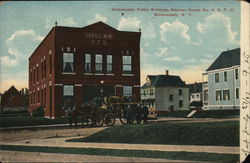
[[0, 86, 28, 114], [29, 21, 141, 118]]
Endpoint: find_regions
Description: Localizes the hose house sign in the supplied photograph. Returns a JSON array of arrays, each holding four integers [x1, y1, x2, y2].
[[84, 32, 113, 46]]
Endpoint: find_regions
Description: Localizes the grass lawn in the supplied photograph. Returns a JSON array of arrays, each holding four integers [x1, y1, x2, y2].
[[158, 109, 239, 118], [0, 116, 69, 128], [0, 145, 239, 162], [68, 121, 239, 146]]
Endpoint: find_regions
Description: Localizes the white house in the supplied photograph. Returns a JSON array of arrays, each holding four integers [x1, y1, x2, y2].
[[203, 48, 240, 110], [141, 71, 189, 114]]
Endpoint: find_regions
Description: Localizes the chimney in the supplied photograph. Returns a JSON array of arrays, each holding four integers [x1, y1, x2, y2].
[[165, 70, 169, 76]]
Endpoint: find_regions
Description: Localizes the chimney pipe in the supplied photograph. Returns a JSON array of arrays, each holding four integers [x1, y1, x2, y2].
[[165, 70, 169, 76]]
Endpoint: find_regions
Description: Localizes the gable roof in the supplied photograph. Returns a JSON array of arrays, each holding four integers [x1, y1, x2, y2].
[[81, 21, 118, 32], [206, 48, 240, 71], [142, 75, 186, 88]]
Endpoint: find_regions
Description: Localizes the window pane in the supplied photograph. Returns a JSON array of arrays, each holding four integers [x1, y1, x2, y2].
[[85, 54, 91, 63], [123, 65, 131, 71], [63, 85, 74, 96], [216, 90, 222, 101], [236, 88, 239, 99], [235, 69, 238, 79], [107, 64, 112, 73], [123, 86, 132, 96], [123, 56, 131, 64], [107, 55, 112, 64], [63, 53, 74, 62], [224, 72, 227, 81], [96, 63, 102, 72], [95, 54, 102, 63], [215, 73, 219, 83]]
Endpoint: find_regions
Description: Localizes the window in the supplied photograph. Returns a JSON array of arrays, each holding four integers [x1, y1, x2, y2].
[[143, 90, 146, 96], [179, 89, 183, 95], [196, 94, 199, 98], [44, 59, 46, 77], [38, 90, 40, 103], [49, 55, 52, 74], [169, 95, 174, 101], [41, 61, 43, 79], [215, 90, 222, 101], [179, 100, 183, 108], [192, 95, 195, 98], [122, 56, 132, 73], [63, 53, 74, 72], [236, 88, 239, 99], [30, 71, 32, 84], [223, 90, 230, 100], [150, 89, 154, 96], [95, 54, 103, 73], [63, 85, 74, 96], [85, 54, 91, 73], [235, 69, 239, 79], [36, 66, 38, 82], [123, 86, 132, 96], [215, 73, 219, 83], [224, 71, 227, 82], [204, 90, 208, 101], [107, 55, 112, 73]]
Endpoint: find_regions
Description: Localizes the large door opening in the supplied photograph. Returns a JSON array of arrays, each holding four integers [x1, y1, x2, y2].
[[83, 85, 115, 102]]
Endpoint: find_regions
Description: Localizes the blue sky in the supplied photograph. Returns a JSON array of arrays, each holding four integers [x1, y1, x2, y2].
[[0, 1, 240, 93]]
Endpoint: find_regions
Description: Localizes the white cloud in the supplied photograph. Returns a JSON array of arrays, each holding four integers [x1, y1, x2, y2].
[[163, 56, 182, 61], [160, 20, 190, 43], [0, 56, 18, 66], [4, 29, 44, 67], [142, 22, 156, 39], [117, 17, 141, 31], [197, 12, 238, 44], [87, 14, 107, 25], [7, 29, 43, 42], [155, 47, 169, 57]]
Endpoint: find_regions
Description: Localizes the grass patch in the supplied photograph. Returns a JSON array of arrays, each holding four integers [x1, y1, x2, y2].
[[158, 109, 239, 118], [68, 121, 239, 146], [0, 116, 69, 128], [0, 145, 239, 162]]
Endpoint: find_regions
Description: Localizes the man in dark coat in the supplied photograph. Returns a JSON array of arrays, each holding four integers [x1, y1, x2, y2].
[[135, 104, 142, 124], [142, 104, 149, 124]]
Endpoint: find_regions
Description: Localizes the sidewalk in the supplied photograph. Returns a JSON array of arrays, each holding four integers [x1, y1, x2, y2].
[[2, 136, 239, 154], [0, 150, 205, 162]]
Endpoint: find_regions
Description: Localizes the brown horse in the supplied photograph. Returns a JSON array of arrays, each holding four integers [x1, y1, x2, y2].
[[62, 99, 104, 128]]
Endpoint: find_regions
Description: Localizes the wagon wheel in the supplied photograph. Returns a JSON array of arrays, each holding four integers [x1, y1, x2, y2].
[[104, 113, 116, 126], [119, 108, 127, 125], [94, 115, 104, 127]]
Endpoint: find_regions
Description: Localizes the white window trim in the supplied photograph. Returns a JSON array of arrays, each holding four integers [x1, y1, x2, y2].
[[235, 87, 240, 100], [84, 73, 93, 75], [222, 89, 230, 101], [62, 72, 76, 75], [94, 73, 104, 75], [215, 72, 220, 83], [223, 71, 228, 82], [122, 74, 134, 76], [215, 89, 222, 101], [106, 73, 115, 76]]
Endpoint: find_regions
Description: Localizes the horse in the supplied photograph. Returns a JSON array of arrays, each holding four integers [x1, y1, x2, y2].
[[62, 99, 104, 128]]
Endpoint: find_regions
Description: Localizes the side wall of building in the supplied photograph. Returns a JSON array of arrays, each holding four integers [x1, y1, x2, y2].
[[155, 87, 189, 112], [29, 28, 56, 118], [207, 66, 240, 110]]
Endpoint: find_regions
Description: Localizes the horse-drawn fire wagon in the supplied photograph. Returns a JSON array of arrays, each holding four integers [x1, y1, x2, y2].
[[62, 96, 139, 127]]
